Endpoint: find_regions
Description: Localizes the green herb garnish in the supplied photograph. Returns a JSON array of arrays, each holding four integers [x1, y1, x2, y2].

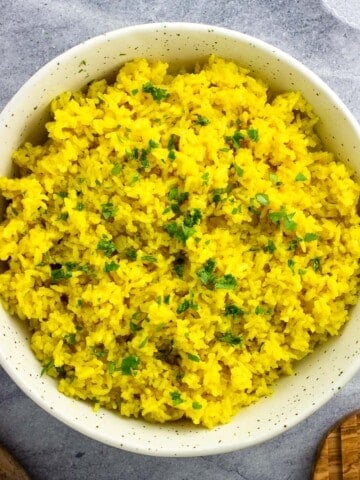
[[125, 247, 137, 261], [197, 259, 216, 286], [195, 115, 210, 126], [312, 257, 321, 272], [51, 267, 72, 282], [142, 82, 169, 103], [40, 359, 54, 376], [255, 193, 269, 206], [192, 401, 202, 410], [141, 255, 157, 263], [64, 333, 76, 346], [247, 128, 259, 142], [224, 304, 244, 318], [295, 172, 307, 182], [218, 332, 242, 346], [97, 236, 116, 257], [170, 390, 184, 406], [104, 261, 119, 273], [304, 233, 318, 242], [187, 353, 200, 362], [225, 130, 245, 149], [120, 355, 140, 375], [263, 240, 276, 254], [214, 274, 237, 290]]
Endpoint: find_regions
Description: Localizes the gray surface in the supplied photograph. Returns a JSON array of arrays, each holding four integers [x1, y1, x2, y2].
[[0, 1, 359, 479]]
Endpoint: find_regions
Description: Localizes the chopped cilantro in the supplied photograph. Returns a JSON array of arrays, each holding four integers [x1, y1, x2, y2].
[[263, 240, 276, 254], [168, 150, 176, 161], [97, 236, 116, 257], [101, 202, 118, 220], [176, 297, 197, 314], [187, 353, 200, 362], [148, 139, 158, 149], [311, 257, 321, 272], [51, 267, 72, 282], [197, 259, 216, 286], [139, 149, 149, 169], [218, 332, 242, 346], [59, 212, 69, 221], [195, 115, 210, 126], [90, 345, 109, 358], [108, 361, 117, 374], [120, 355, 139, 375], [287, 238, 300, 251], [40, 359, 54, 376], [56, 191, 68, 199], [247, 128, 259, 142], [214, 274, 237, 290], [142, 82, 169, 103], [201, 172, 210, 186], [192, 401, 202, 410], [126, 147, 139, 160], [288, 259, 296, 274], [233, 163, 244, 177], [255, 305, 272, 315], [183, 208, 202, 228], [75, 203, 85, 211], [269, 172, 282, 186], [111, 163, 122, 175], [125, 247, 137, 261], [225, 130, 245, 149], [76, 299, 84, 307], [164, 294, 170, 304], [104, 261, 119, 273], [269, 208, 297, 231], [295, 172, 307, 182], [298, 268, 307, 276], [255, 193, 269, 206], [224, 304, 244, 318], [141, 255, 157, 263], [138, 337, 148, 348], [130, 319, 142, 332], [64, 333, 76, 346], [131, 88, 138, 96], [304, 233, 319, 242], [170, 390, 184, 406], [164, 221, 195, 245]]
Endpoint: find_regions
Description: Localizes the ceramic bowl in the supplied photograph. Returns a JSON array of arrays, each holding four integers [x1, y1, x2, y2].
[[0, 23, 360, 457]]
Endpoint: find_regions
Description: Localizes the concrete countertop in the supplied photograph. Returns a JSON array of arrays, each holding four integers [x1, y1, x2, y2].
[[0, 1, 359, 479]]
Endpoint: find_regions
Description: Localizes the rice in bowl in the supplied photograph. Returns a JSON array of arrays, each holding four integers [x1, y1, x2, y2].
[[0, 55, 359, 429]]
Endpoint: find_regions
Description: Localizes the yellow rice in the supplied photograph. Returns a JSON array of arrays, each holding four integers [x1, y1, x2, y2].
[[0, 56, 359, 429]]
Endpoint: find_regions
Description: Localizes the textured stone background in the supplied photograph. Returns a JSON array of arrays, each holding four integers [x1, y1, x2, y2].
[[0, 1, 359, 479]]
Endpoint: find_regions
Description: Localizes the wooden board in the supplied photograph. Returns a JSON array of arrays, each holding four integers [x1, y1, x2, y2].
[[312, 410, 360, 480], [0, 444, 30, 480]]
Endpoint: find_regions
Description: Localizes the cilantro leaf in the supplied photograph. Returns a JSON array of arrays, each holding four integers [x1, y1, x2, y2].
[[214, 274, 237, 290], [142, 82, 169, 102], [120, 355, 139, 375], [170, 390, 184, 406], [218, 332, 242, 346], [101, 202, 118, 220]]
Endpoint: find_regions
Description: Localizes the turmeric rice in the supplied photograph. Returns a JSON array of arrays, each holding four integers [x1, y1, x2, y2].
[[0, 55, 359, 428]]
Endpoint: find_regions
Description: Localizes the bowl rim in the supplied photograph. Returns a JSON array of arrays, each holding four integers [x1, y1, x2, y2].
[[1, 21, 360, 457]]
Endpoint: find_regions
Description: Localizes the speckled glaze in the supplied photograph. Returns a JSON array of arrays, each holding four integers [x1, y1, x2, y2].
[[0, 23, 359, 457]]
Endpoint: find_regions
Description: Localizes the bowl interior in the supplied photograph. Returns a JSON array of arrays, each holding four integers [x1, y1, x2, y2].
[[0, 23, 360, 456]]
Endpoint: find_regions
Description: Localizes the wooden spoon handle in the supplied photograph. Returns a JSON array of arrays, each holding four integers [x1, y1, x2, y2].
[[0, 444, 31, 480], [312, 410, 360, 480]]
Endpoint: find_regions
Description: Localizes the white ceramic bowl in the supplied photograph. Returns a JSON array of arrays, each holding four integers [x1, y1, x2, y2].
[[0, 23, 360, 457]]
